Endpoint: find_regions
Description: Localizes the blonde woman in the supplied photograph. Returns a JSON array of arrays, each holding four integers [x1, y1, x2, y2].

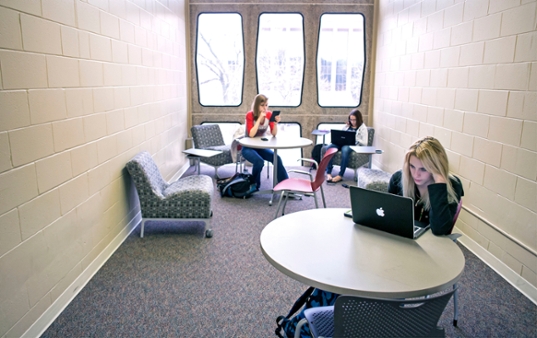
[[242, 94, 288, 190], [388, 136, 464, 235]]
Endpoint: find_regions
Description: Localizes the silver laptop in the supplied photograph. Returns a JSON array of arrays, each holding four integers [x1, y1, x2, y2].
[[349, 186, 430, 239], [330, 129, 356, 146]]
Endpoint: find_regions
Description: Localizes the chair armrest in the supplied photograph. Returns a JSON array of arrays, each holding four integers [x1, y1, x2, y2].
[[288, 169, 314, 181], [298, 157, 319, 169]]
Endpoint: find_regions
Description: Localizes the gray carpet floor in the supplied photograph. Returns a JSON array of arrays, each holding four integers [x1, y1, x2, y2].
[[42, 164, 537, 337]]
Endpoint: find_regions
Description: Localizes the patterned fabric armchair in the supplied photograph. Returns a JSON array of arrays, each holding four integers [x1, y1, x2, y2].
[[191, 124, 236, 178], [357, 168, 391, 192], [331, 127, 375, 181], [126, 151, 214, 238]]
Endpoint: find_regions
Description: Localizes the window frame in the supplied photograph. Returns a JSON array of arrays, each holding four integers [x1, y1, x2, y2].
[[195, 12, 245, 107], [255, 12, 306, 108], [315, 12, 367, 108]]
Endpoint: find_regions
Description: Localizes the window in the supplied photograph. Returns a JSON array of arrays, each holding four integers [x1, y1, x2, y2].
[[317, 14, 365, 107], [257, 13, 305, 107], [196, 13, 244, 106]]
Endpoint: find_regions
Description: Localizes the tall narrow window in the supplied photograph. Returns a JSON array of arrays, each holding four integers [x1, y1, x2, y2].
[[196, 13, 244, 106], [257, 13, 305, 107], [317, 14, 365, 107]]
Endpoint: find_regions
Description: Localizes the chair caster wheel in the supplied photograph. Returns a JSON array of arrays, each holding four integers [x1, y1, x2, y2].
[[205, 229, 213, 238]]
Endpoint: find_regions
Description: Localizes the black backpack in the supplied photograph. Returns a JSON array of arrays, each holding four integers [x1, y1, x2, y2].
[[275, 287, 339, 338], [217, 173, 256, 198], [311, 144, 323, 167]]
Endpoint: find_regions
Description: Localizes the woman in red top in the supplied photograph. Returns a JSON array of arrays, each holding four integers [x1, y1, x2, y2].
[[242, 94, 289, 190]]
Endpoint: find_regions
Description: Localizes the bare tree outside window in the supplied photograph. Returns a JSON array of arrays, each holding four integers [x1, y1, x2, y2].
[[196, 13, 244, 106], [257, 14, 305, 107], [317, 14, 365, 107]]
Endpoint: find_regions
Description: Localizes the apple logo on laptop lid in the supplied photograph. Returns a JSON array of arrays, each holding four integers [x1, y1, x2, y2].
[[376, 207, 385, 217]]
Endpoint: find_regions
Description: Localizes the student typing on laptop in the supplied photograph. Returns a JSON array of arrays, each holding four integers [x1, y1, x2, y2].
[[388, 136, 464, 236], [324, 109, 368, 183]]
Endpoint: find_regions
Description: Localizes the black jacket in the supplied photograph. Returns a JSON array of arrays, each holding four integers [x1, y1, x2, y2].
[[388, 170, 464, 236]]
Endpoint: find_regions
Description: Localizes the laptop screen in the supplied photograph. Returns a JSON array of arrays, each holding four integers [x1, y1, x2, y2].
[[349, 186, 428, 239], [330, 129, 356, 146]]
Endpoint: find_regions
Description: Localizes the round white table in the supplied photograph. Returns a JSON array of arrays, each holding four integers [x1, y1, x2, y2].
[[260, 208, 465, 298], [239, 136, 312, 204]]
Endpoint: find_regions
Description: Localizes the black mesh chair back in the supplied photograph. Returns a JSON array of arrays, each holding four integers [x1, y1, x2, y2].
[[333, 290, 456, 338]]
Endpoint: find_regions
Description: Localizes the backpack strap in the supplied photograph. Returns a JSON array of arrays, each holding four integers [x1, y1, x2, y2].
[[275, 287, 315, 337]]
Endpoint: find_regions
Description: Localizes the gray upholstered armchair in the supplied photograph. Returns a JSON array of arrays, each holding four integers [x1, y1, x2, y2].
[[331, 127, 375, 181], [191, 124, 237, 178], [126, 151, 214, 238]]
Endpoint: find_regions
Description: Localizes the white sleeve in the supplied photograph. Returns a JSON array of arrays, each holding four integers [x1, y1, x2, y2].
[[355, 124, 368, 146]]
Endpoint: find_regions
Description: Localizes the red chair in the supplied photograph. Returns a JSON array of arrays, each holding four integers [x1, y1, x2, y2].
[[273, 147, 338, 219]]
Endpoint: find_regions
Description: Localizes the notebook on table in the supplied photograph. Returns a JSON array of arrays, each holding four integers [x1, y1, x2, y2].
[[330, 129, 356, 146], [349, 186, 430, 239]]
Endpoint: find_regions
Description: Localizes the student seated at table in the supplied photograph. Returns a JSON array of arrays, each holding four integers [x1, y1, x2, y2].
[[324, 109, 368, 183], [388, 136, 464, 236], [241, 94, 289, 190]]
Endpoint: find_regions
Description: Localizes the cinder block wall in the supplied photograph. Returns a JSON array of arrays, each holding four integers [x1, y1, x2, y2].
[[0, 1, 189, 336], [373, 0, 536, 288]]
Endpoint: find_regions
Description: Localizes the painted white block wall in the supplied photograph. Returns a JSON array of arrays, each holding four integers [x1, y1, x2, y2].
[[373, 0, 537, 292], [0, 0, 189, 336]]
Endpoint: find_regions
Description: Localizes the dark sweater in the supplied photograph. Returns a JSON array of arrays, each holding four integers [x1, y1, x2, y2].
[[388, 170, 464, 236]]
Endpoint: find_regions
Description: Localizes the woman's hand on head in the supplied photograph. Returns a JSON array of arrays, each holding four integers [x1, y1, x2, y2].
[[432, 172, 446, 184]]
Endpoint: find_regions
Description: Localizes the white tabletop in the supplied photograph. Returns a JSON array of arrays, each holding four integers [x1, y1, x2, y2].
[[260, 208, 465, 298], [311, 129, 330, 136], [349, 146, 378, 154], [182, 148, 222, 157], [239, 136, 312, 150]]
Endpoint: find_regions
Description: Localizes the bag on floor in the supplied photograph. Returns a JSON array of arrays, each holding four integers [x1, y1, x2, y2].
[[217, 173, 256, 199], [311, 144, 323, 167], [275, 287, 339, 338]]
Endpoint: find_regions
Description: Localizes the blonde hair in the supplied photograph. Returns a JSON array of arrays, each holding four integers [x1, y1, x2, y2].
[[402, 136, 458, 210], [251, 94, 268, 121]]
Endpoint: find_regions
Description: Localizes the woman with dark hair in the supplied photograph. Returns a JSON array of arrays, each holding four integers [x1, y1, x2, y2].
[[241, 94, 289, 190], [388, 136, 464, 235], [324, 109, 368, 183]]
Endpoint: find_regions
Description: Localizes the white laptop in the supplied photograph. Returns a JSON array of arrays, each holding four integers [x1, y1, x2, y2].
[[349, 186, 430, 239]]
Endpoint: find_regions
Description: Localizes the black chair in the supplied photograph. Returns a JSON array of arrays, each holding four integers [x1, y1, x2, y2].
[[295, 288, 456, 338]]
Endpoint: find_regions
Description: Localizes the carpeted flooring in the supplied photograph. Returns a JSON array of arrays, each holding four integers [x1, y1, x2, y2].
[[42, 164, 537, 338]]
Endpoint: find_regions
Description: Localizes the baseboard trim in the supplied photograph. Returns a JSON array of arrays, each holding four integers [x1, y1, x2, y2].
[[21, 213, 141, 338], [22, 161, 190, 338], [169, 163, 190, 182], [456, 229, 537, 306]]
